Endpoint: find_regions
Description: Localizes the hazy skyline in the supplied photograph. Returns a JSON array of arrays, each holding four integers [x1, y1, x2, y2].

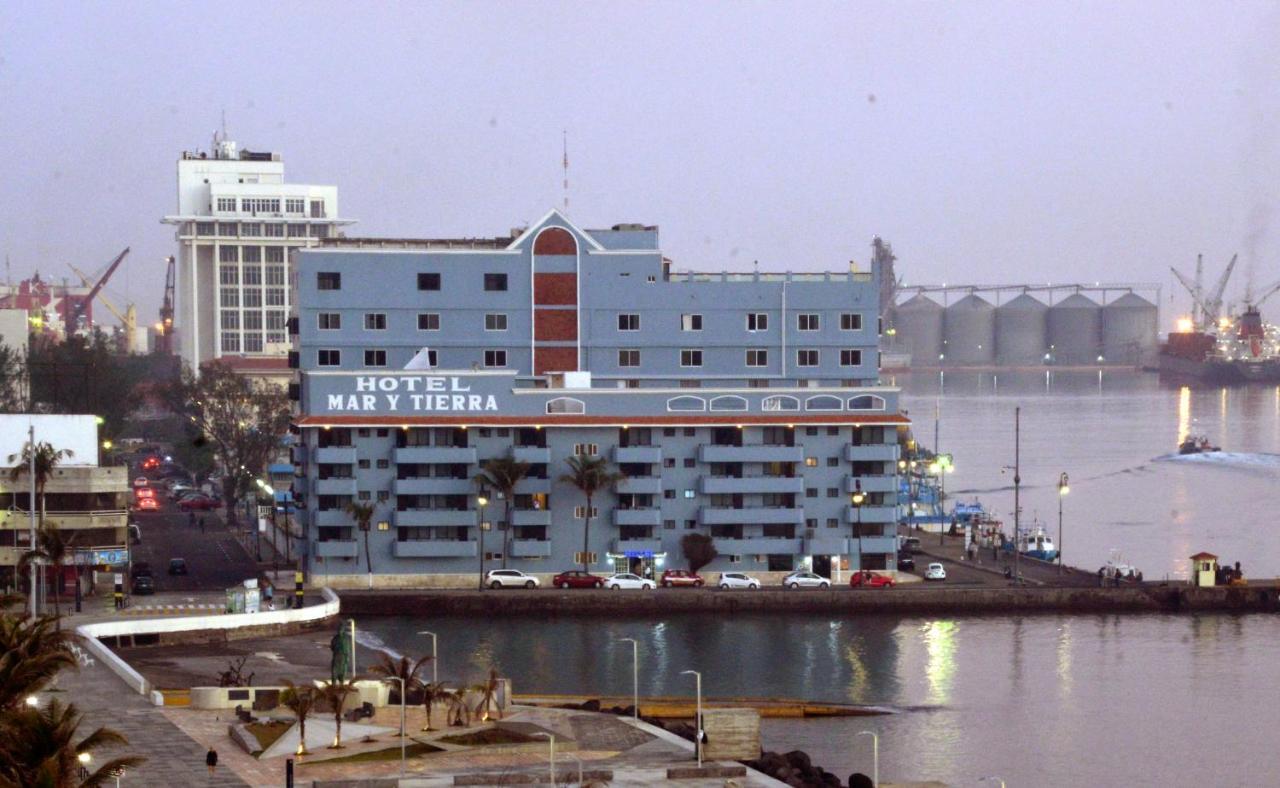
[[2, 1, 1278, 328]]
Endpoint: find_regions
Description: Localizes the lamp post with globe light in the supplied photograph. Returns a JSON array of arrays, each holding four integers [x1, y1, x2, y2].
[[1057, 473, 1069, 574]]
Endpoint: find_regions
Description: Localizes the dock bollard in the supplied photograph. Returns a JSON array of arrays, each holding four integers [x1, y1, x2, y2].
[[113, 573, 124, 610], [294, 570, 304, 609]]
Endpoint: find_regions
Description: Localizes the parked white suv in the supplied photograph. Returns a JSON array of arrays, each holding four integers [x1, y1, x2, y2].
[[484, 569, 540, 589], [717, 572, 761, 590], [782, 571, 831, 589]]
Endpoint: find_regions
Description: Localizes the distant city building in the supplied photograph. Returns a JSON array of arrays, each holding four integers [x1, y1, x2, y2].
[[292, 210, 905, 587], [162, 134, 353, 383]]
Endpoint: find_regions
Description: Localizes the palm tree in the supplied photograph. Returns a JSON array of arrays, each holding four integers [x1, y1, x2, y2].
[[20, 524, 74, 622], [343, 501, 376, 581], [318, 678, 360, 749], [470, 668, 503, 722], [0, 613, 76, 712], [419, 681, 450, 732], [7, 442, 74, 612], [0, 698, 144, 787], [559, 455, 625, 573], [473, 453, 531, 568], [367, 654, 431, 735], [280, 680, 317, 756], [444, 688, 471, 727]]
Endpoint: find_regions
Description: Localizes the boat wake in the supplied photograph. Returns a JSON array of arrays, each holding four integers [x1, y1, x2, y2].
[[1153, 451, 1280, 471], [354, 629, 404, 661]]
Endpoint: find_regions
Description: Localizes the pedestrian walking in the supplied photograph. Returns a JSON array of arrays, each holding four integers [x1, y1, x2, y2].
[[199, 516, 205, 533], [206, 746, 218, 776]]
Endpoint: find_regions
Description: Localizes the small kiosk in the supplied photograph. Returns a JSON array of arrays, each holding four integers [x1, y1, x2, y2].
[[1189, 552, 1218, 587]]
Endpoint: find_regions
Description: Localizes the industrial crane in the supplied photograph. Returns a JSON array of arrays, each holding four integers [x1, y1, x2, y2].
[[1171, 253, 1237, 331], [66, 264, 137, 351], [66, 247, 129, 335], [158, 255, 175, 355]]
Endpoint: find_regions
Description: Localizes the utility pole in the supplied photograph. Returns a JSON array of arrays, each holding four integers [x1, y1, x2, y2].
[[28, 425, 38, 617], [1013, 407, 1021, 583]]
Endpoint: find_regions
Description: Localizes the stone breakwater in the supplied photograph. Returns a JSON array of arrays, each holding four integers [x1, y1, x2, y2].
[[338, 584, 1280, 617]]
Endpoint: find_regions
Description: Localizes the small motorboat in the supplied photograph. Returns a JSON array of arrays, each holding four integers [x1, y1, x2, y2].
[[1001, 522, 1058, 562], [1178, 435, 1221, 455]]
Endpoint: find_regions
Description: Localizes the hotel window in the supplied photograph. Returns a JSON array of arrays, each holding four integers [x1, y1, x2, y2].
[[195, 222, 215, 235], [664, 520, 676, 530], [218, 266, 238, 286], [573, 505, 599, 519], [266, 311, 286, 340], [806, 488, 818, 498], [266, 288, 286, 306], [797, 349, 819, 367], [266, 246, 285, 263], [418, 272, 441, 291], [286, 198, 305, 214], [221, 333, 240, 352], [840, 349, 863, 366], [364, 349, 387, 367], [318, 349, 341, 367], [827, 457, 840, 467], [243, 289, 262, 308], [573, 444, 599, 456], [265, 266, 285, 287], [317, 272, 341, 290], [746, 349, 769, 367], [287, 224, 307, 238], [242, 265, 262, 285], [827, 518, 839, 529], [484, 314, 508, 331], [216, 197, 237, 212], [484, 349, 507, 368], [418, 313, 440, 331], [243, 311, 262, 331], [364, 313, 387, 331], [747, 313, 768, 332], [243, 333, 263, 352], [318, 313, 341, 330], [264, 223, 284, 237], [841, 313, 863, 331], [798, 313, 820, 331], [663, 458, 675, 468], [218, 223, 238, 236], [219, 246, 239, 263], [681, 314, 703, 331], [804, 457, 818, 467], [310, 200, 325, 218], [220, 311, 239, 330], [219, 290, 239, 308], [680, 349, 703, 367], [683, 489, 695, 499], [827, 488, 840, 498], [242, 246, 262, 264], [241, 223, 261, 237], [618, 313, 640, 331], [618, 349, 641, 367], [483, 273, 508, 291]]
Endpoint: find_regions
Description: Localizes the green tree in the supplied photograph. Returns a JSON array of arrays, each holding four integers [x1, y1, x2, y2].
[[0, 698, 144, 787], [26, 330, 134, 442], [469, 667, 503, 722], [680, 533, 718, 576], [20, 524, 74, 622], [0, 343, 27, 413], [473, 452, 531, 568], [160, 361, 292, 528], [0, 614, 76, 712], [318, 678, 360, 749], [7, 442, 74, 613], [280, 680, 317, 756], [418, 682, 449, 732], [558, 455, 625, 573], [368, 654, 432, 735], [344, 502, 376, 578]]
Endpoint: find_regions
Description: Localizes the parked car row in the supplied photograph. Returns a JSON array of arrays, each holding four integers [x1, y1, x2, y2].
[[487, 567, 918, 591]]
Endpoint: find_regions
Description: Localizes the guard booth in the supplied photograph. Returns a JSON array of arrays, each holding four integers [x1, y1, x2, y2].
[[1190, 552, 1218, 587]]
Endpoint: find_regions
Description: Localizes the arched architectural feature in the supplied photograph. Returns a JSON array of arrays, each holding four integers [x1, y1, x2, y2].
[[532, 227, 580, 375], [761, 395, 800, 412], [666, 396, 706, 412], [709, 395, 748, 412], [805, 395, 844, 412], [545, 397, 586, 414], [533, 227, 577, 255], [847, 394, 887, 411]]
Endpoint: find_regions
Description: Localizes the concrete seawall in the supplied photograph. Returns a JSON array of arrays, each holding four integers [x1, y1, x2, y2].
[[340, 584, 1280, 617]]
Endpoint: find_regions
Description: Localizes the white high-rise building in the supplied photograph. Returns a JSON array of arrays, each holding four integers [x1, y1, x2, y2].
[[162, 134, 353, 380]]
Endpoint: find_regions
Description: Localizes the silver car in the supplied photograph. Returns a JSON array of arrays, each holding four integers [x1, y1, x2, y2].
[[484, 569, 540, 589], [717, 572, 761, 590], [782, 571, 831, 589]]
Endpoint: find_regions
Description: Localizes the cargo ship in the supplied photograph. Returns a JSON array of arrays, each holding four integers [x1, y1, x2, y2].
[[1158, 306, 1280, 383]]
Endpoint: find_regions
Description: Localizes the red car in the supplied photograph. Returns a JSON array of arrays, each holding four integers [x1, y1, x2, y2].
[[849, 571, 895, 589], [134, 497, 159, 511], [552, 570, 604, 589], [660, 569, 704, 588], [178, 495, 221, 511]]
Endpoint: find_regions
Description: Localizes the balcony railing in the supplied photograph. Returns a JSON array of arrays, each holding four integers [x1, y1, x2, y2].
[[708, 537, 803, 554], [612, 538, 663, 555], [845, 444, 901, 463], [0, 510, 128, 530], [612, 508, 663, 527], [615, 476, 663, 495], [392, 478, 473, 496], [315, 446, 357, 464], [394, 509, 476, 528], [394, 447, 478, 465], [698, 445, 805, 463], [314, 540, 359, 558], [612, 446, 662, 464], [509, 540, 553, 558], [699, 476, 804, 495], [699, 506, 804, 526], [844, 475, 898, 494], [392, 540, 477, 558]]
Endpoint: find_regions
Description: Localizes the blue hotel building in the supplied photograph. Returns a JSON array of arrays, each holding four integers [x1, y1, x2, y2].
[[291, 210, 906, 587]]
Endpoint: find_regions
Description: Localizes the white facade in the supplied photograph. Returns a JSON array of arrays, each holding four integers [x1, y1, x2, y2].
[[161, 136, 353, 371]]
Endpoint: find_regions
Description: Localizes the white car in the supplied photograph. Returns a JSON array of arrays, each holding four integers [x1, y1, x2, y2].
[[603, 573, 655, 590], [717, 572, 761, 590], [924, 562, 947, 581], [484, 569, 540, 589], [782, 571, 831, 589]]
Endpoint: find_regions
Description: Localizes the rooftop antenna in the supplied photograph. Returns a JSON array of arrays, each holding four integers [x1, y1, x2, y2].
[[562, 129, 569, 215]]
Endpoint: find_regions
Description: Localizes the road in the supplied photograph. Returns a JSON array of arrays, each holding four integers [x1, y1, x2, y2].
[[129, 484, 260, 595]]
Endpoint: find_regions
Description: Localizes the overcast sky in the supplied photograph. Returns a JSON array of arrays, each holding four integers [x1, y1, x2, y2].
[[2, 1, 1278, 327]]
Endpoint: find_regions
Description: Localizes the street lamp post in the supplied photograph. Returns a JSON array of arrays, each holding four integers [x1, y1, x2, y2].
[[851, 486, 865, 573], [680, 670, 703, 768], [1057, 472, 1069, 574], [1013, 407, 1021, 583], [417, 630, 438, 685], [619, 638, 639, 718], [856, 730, 879, 787], [476, 491, 489, 591], [387, 677, 407, 777], [533, 732, 556, 783]]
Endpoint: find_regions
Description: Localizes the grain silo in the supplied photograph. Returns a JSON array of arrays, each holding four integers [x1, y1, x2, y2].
[[894, 294, 943, 365], [995, 293, 1049, 365], [1047, 292, 1102, 364], [1101, 292, 1158, 365], [943, 294, 996, 365]]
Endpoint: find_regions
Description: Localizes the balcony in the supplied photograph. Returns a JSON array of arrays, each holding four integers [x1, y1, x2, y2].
[[700, 476, 805, 495], [512, 447, 550, 464], [392, 478, 473, 496], [805, 535, 849, 555], [393, 540, 477, 558], [698, 445, 805, 464], [314, 509, 355, 527], [315, 447, 357, 464], [851, 535, 898, 557], [509, 540, 552, 558], [314, 540, 358, 558], [613, 508, 663, 527], [516, 477, 552, 494], [394, 509, 476, 528], [709, 537, 803, 555], [511, 509, 552, 527], [845, 444, 901, 463], [613, 446, 662, 464], [292, 445, 308, 464], [616, 476, 663, 495], [1, 510, 127, 531], [314, 477, 357, 496], [394, 447, 478, 465], [846, 505, 899, 524], [844, 475, 899, 494], [699, 507, 804, 526], [612, 538, 664, 555]]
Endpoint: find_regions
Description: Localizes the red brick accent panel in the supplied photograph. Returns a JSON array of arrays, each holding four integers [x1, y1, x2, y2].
[[534, 346, 579, 374], [534, 273, 577, 305], [535, 309, 578, 341], [533, 227, 577, 255]]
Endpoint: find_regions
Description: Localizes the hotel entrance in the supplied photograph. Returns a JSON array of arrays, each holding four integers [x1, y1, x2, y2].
[[609, 551, 664, 580]]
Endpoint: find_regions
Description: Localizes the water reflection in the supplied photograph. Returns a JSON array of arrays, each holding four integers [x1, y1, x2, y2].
[[1055, 620, 1072, 699], [1177, 385, 1191, 444], [920, 620, 956, 705]]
